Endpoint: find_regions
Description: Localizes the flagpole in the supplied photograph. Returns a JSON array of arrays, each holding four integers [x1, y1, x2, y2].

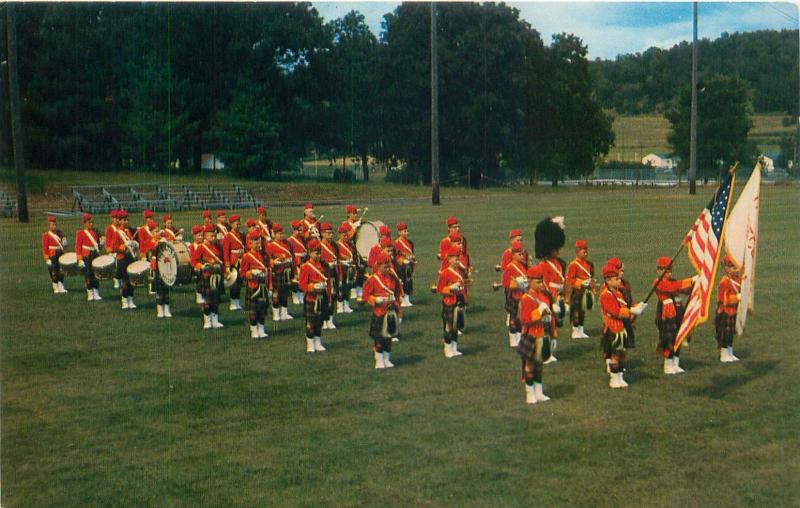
[[641, 242, 688, 305]]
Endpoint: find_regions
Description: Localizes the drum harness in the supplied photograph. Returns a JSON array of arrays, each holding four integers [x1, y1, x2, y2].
[[370, 273, 399, 338]]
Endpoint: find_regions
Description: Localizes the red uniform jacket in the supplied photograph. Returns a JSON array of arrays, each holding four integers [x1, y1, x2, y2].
[[362, 272, 401, 317], [367, 242, 385, 272], [502, 259, 528, 301], [519, 289, 555, 338], [136, 225, 155, 250], [539, 257, 566, 302], [75, 228, 101, 261], [287, 234, 307, 273], [104, 225, 117, 253], [394, 237, 415, 268], [600, 285, 631, 334], [191, 242, 224, 271], [266, 239, 293, 275], [717, 275, 741, 316], [222, 230, 246, 271], [240, 250, 271, 290], [653, 277, 693, 319], [339, 220, 358, 242], [566, 257, 595, 292], [320, 239, 338, 269], [437, 266, 466, 306], [256, 219, 273, 243], [41, 230, 66, 260], [298, 259, 329, 302], [162, 227, 178, 242], [109, 227, 136, 261]]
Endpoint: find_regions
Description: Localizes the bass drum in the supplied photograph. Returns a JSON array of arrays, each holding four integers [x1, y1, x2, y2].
[[156, 241, 193, 287], [127, 260, 151, 287], [355, 220, 385, 261], [59, 252, 80, 276], [92, 254, 117, 280]]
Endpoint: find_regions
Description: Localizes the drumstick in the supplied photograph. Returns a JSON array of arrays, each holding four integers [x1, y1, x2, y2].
[[358, 207, 369, 221]]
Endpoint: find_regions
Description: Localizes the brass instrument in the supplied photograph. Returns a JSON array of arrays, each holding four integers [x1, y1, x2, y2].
[[491, 282, 503, 291], [494, 264, 502, 272]]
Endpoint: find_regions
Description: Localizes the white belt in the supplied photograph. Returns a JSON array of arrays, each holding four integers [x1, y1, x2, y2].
[[549, 282, 563, 290], [662, 298, 674, 305]]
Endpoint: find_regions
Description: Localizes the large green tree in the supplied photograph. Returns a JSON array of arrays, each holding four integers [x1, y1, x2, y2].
[[666, 74, 756, 180], [526, 34, 614, 186]]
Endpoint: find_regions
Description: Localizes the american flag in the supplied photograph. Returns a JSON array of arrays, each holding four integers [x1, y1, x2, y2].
[[674, 171, 736, 351]]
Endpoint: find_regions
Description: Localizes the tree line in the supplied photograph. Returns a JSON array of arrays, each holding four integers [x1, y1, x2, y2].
[[0, 2, 613, 186], [590, 29, 798, 115]]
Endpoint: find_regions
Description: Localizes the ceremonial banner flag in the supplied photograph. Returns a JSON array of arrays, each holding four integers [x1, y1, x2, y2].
[[724, 162, 761, 335], [674, 170, 736, 351]]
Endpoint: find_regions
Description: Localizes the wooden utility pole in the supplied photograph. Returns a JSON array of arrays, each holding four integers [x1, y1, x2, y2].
[[430, 2, 440, 205], [689, 2, 698, 195], [6, 3, 29, 222]]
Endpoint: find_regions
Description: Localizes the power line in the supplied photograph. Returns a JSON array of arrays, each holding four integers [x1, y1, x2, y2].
[[765, 3, 799, 25]]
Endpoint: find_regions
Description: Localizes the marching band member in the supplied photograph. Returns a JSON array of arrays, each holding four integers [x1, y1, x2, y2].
[[42, 215, 68, 293], [300, 203, 318, 241], [535, 216, 566, 363], [287, 220, 308, 305], [75, 213, 102, 301], [438, 216, 458, 260], [215, 210, 229, 239], [437, 245, 467, 358], [201, 210, 213, 229], [605, 257, 637, 349], [136, 214, 157, 294], [191, 225, 226, 329], [516, 264, 554, 404], [715, 255, 741, 362], [566, 240, 595, 339], [298, 239, 329, 353], [319, 223, 338, 329], [189, 225, 205, 304], [222, 214, 245, 311], [653, 256, 695, 374], [394, 222, 415, 308], [266, 223, 295, 321], [600, 263, 647, 388], [502, 241, 528, 347], [240, 230, 271, 339], [499, 229, 526, 272], [363, 253, 402, 368], [105, 210, 121, 288], [340, 204, 363, 299], [256, 206, 273, 243], [339, 204, 360, 241], [161, 214, 181, 242], [110, 211, 138, 309], [336, 223, 357, 314], [142, 221, 172, 318], [369, 236, 393, 274]]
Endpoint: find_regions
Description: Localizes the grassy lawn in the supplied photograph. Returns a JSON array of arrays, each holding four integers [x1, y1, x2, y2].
[[608, 114, 793, 162], [1, 182, 798, 506]]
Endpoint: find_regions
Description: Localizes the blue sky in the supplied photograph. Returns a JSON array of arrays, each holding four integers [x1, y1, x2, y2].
[[312, 2, 799, 59]]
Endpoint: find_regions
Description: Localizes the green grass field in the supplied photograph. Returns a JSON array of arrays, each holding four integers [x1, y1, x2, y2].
[[608, 114, 793, 162], [2, 183, 799, 506]]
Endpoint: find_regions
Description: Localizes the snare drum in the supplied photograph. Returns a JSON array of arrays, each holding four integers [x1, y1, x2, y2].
[[355, 220, 385, 262], [127, 260, 151, 287], [59, 252, 79, 276], [92, 254, 117, 280], [156, 241, 192, 286]]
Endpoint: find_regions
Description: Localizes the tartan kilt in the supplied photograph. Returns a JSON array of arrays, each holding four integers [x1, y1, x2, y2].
[[655, 301, 683, 350], [601, 329, 628, 356], [516, 333, 549, 363], [504, 294, 519, 318], [715, 312, 737, 345], [569, 289, 584, 310], [305, 297, 323, 321], [441, 302, 455, 329], [273, 267, 291, 292], [369, 314, 384, 339]]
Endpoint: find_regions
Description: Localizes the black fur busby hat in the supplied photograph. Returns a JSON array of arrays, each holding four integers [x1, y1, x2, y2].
[[534, 216, 566, 259]]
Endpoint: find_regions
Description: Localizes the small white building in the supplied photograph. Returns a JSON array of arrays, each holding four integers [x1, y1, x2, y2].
[[642, 152, 678, 170], [201, 153, 225, 171], [759, 154, 775, 172]]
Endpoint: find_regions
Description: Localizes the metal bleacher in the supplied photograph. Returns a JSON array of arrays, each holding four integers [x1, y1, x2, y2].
[[71, 183, 259, 214], [0, 190, 17, 217]]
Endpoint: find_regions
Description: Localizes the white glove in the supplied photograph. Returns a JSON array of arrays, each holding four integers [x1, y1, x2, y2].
[[552, 303, 560, 313], [314, 282, 326, 291], [537, 302, 550, 314], [353, 221, 361, 228], [515, 276, 526, 286], [62, 237, 69, 247], [375, 296, 386, 305], [552, 216, 565, 230], [564, 303, 570, 314], [78, 259, 85, 268], [630, 302, 648, 316], [691, 275, 700, 284], [449, 283, 461, 291], [46, 259, 52, 267], [582, 279, 592, 288]]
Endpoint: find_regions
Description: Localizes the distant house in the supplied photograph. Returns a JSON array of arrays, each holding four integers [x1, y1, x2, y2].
[[201, 153, 225, 171], [642, 152, 678, 170]]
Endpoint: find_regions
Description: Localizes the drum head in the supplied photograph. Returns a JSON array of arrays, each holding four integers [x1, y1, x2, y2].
[[156, 242, 179, 286], [355, 220, 385, 260], [91, 254, 116, 279], [127, 260, 150, 286], [59, 252, 79, 275]]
